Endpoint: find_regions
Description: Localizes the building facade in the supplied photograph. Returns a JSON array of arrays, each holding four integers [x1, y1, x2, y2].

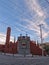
[[17, 35, 30, 54], [0, 27, 47, 56]]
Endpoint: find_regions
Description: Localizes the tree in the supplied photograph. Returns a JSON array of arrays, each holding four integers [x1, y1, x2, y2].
[[44, 45, 49, 55]]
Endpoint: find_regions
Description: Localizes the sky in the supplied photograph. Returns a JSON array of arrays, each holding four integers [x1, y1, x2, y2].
[[0, 0, 49, 44]]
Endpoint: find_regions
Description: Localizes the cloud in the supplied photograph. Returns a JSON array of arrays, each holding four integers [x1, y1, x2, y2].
[[42, 31, 49, 39], [17, 16, 48, 40], [0, 0, 49, 43], [22, 0, 49, 40], [0, 33, 6, 42], [25, 0, 46, 17], [0, 33, 14, 44]]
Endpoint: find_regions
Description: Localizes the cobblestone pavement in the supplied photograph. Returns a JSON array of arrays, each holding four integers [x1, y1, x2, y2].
[[0, 54, 49, 65]]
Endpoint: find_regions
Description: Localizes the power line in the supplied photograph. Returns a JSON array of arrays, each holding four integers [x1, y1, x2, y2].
[[0, 21, 34, 37], [0, 0, 46, 40], [45, 0, 49, 4], [0, 0, 29, 19]]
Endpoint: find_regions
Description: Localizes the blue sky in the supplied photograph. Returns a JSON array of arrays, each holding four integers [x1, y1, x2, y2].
[[0, 0, 49, 44]]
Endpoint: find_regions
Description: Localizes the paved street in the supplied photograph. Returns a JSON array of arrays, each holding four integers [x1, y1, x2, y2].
[[0, 54, 49, 65]]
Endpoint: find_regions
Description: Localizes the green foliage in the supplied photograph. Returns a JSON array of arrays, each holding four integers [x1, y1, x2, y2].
[[44, 45, 49, 55]]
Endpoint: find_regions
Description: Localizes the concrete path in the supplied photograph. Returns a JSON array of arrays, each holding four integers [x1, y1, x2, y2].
[[0, 54, 49, 65]]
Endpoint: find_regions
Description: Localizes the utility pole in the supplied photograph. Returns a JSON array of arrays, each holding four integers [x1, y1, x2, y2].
[[38, 24, 44, 56]]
